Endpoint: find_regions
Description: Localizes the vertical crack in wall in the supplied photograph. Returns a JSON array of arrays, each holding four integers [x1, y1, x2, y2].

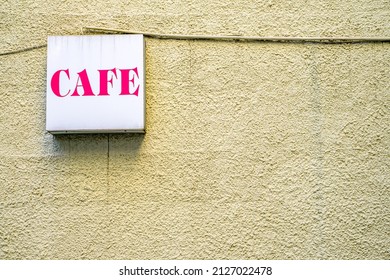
[[189, 40, 192, 84], [107, 134, 110, 203], [308, 45, 326, 259]]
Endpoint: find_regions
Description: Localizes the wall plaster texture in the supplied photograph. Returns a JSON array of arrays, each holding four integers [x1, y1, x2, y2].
[[0, 0, 389, 259]]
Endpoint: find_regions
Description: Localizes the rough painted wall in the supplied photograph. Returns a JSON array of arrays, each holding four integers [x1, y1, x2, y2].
[[0, 1, 389, 259]]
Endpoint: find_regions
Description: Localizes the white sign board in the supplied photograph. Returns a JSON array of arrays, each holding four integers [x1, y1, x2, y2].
[[46, 35, 145, 134]]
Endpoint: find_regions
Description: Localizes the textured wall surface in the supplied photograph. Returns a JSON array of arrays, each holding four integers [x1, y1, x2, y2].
[[0, 1, 389, 259]]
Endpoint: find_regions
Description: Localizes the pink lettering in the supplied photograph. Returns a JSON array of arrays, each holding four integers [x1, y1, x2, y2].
[[98, 68, 117, 96], [72, 69, 94, 96], [120, 68, 139, 96], [51, 69, 70, 97], [51, 68, 140, 97]]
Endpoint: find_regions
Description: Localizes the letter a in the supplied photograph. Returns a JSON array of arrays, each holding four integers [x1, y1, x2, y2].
[[72, 69, 95, 96]]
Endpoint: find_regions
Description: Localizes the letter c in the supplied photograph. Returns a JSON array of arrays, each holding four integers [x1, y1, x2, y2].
[[51, 69, 70, 97]]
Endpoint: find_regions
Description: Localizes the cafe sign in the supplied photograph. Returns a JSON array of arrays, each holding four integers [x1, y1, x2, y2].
[[46, 35, 145, 133]]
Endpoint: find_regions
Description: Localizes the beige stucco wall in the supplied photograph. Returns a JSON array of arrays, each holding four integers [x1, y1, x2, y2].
[[1, 1, 389, 259]]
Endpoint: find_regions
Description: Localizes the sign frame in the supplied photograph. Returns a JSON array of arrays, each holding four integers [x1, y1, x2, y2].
[[46, 34, 145, 134]]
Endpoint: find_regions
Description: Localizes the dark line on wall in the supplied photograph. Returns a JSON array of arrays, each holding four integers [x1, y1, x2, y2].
[[107, 134, 110, 198], [0, 44, 47, 56]]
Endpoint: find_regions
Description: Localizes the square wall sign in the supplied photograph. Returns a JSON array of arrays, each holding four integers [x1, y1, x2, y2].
[[46, 35, 145, 134]]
